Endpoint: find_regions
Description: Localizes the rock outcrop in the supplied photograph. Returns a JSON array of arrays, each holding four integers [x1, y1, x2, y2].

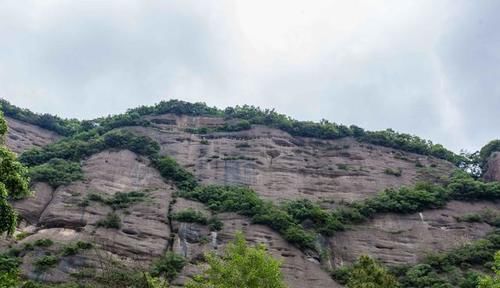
[[3, 115, 498, 287], [483, 151, 500, 182]]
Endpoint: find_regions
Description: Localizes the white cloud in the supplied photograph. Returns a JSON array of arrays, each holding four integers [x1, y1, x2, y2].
[[0, 0, 498, 152]]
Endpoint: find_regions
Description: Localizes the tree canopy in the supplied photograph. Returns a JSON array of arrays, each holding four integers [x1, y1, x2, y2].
[[186, 232, 286, 288]]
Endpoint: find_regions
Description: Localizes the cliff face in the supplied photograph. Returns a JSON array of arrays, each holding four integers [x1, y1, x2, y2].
[[483, 151, 500, 182], [3, 115, 499, 287]]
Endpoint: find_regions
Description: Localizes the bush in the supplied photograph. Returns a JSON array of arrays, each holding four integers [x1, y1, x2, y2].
[[395, 230, 500, 287], [86, 191, 147, 210], [208, 217, 223, 231], [186, 232, 286, 288], [62, 241, 93, 256], [384, 168, 402, 177], [150, 252, 186, 281], [33, 255, 59, 272], [172, 209, 208, 225], [34, 239, 53, 247], [20, 130, 159, 167], [154, 156, 197, 191], [29, 159, 83, 187], [96, 213, 121, 229]]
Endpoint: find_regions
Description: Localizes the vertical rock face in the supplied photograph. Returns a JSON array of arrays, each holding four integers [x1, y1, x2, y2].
[[4, 116, 498, 288], [483, 151, 500, 181], [329, 201, 500, 266], [127, 115, 454, 204], [4, 116, 62, 153], [170, 199, 340, 288]]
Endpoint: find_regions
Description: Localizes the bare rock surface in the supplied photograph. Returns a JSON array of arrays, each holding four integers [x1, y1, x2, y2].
[[4, 116, 62, 153], [329, 200, 500, 266], [484, 151, 500, 182], [128, 114, 454, 204], [5, 114, 497, 287]]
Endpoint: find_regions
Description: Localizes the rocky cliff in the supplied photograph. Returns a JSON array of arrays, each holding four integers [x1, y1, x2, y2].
[[2, 113, 499, 287]]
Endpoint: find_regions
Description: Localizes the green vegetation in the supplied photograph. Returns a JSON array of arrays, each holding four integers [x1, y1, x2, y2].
[[0, 110, 31, 235], [171, 209, 224, 231], [85, 191, 147, 210], [62, 241, 93, 256], [0, 253, 21, 288], [331, 230, 500, 287], [384, 167, 402, 177], [29, 159, 83, 187], [0, 99, 82, 136], [171, 209, 208, 225], [182, 185, 316, 250], [150, 252, 186, 282], [153, 156, 197, 191], [186, 232, 286, 288], [33, 239, 53, 247], [15, 231, 31, 241], [478, 250, 500, 288], [10, 98, 465, 166], [479, 140, 500, 169], [332, 255, 400, 288], [96, 212, 121, 229], [282, 199, 344, 236], [33, 255, 59, 272], [394, 230, 500, 287], [456, 210, 500, 227], [207, 216, 223, 231], [20, 130, 160, 167]]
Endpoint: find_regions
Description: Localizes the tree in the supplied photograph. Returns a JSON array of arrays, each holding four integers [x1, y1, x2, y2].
[[0, 111, 31, 235], [186, 232, 286, 288], [347, 255, 400, 288], [478, 251, 500, 288]]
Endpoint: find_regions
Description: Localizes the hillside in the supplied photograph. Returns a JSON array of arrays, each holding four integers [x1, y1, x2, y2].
[[1, 99, 499, 288]]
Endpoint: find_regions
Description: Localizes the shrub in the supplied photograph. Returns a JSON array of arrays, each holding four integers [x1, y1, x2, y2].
[[150, 252, 186, 281], [33, 255, 59, 272], [384, 168, 402, 177], [171, 209, 208, 225], [154, 156, 197, 191], [208, 217, 224, 231], [344, 255, 400, 288], [395, 230, 500, 287], [29, 159, 83, 187], [20, 130, 159, 167], [34, 239, 53, 247], [15, 231, 31, 241], [62, 241, 93, 256], [96, 213, 121, 229], [186, 232, 286, 288]]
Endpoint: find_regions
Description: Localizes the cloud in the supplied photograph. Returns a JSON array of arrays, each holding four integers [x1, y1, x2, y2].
[[0, 0, 498, 152]]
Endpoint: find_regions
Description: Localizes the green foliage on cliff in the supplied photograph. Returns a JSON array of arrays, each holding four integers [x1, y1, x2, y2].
[[20, 130, 160, 166], [394, 230, 500, 288], [186, 232, 286, 288], [182, 185, 317, 250], [150, 252, 186, 282], [478, 250, 500, 288], [479, 140, 500, 169], [0, 99, 81, 136], [331, 230, 500, 287], [153, 156, 198, 191], [29, 159, 83, 187], [0, 111, 31, 235]]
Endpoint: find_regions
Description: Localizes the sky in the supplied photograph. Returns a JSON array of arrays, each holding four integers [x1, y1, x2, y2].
[[0, 0, 499, 153]]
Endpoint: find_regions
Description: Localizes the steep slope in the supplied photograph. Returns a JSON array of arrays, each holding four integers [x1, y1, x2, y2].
[[5, 116, 62, 154], [2, 110, 498, 287]]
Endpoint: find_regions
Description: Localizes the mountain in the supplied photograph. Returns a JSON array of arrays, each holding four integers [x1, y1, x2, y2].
[[1, 99, 499, 287]]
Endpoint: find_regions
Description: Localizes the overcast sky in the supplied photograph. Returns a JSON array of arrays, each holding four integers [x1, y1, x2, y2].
[[0, 1, 499, 152]]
